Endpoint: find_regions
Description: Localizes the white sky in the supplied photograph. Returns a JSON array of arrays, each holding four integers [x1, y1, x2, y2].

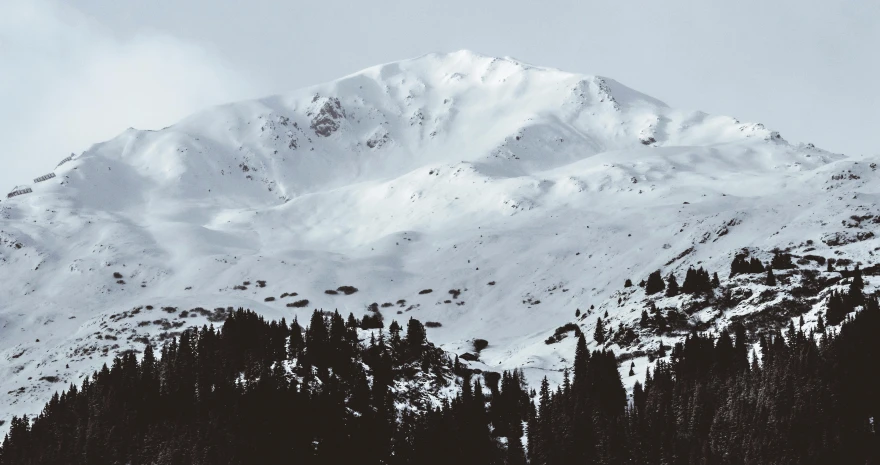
[[1, 0, 878, 191]]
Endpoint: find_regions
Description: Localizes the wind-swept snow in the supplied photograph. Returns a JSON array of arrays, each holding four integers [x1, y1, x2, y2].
[[1, 51, 875, 430]]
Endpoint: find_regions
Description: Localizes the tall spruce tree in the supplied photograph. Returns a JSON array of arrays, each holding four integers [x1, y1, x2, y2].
[[665, 274, 679, 297], [594, 317, 606, 344], [645, 270, 665, 295]]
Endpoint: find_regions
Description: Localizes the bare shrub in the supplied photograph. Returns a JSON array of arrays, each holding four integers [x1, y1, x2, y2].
[[337, 286, 359, 295]]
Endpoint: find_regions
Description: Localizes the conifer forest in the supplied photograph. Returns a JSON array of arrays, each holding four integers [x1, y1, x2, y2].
[[1, 292, 877, 464]]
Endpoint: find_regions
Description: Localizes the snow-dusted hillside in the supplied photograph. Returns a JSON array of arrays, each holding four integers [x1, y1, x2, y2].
[[1, 50, 876, 427]]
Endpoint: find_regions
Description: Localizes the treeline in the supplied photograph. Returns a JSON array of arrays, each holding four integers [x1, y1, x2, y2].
[[626, 297, 879, 464], [640, 251, 802, 298], [0, 309, 529, 465], [643, 267, 719, 297], [2, 298, 878, 464], [729, 251, 796, 277], [532, 298, 879, 464]]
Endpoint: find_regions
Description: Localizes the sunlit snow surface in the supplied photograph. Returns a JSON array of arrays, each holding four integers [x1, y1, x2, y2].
[[1, 51, 876, 430]]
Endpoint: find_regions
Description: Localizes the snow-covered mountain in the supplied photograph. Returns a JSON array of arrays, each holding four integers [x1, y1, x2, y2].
[[1, 50, 876, 427]]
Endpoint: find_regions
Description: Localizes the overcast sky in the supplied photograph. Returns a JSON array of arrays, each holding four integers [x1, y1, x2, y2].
[[1, 0, 878, 191]]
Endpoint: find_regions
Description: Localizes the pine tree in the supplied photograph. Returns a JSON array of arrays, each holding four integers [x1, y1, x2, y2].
[[748, 257, 765, 274], [849, 265, 864, 304], [506, 435, 527, 465], [730, 254, 750, 276], [681, 267, 713, 294], [826, 290, 852, 326], [573, 334, 589, 389], [594, 317, 606, 344], [645, 270, 665, 295], [405, 317, 427, 357], [698, 267, 712, 293], [682, 267, 697, 293], [665, 274, 679, 297], [571, 334, 595, 463], [388, 320, 402, 350], [771, 252, 794, 269], [305, 310, 329, 368], [534, 377, 554, 465], [289, 317, 304, 359], [766, 269, 776, 286], [786, 319, 797, 344], [345, 313, 359, 348]]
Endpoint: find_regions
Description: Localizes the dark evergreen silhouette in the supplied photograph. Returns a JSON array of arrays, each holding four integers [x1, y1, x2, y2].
[[623, 298, 879, 464], [749, 257, 765, 274], [771, 252, 795, 269], [665, 274, 679, 297], [826, 289, 858, 326], [593, 317, 606, 344], [645, 270, 665, 295], [681, 267, 713, 294], [3, 296, 879, 464], [730, 254, 766, 277], [730, 253, 750, 276], [0, 309, 514, 465]]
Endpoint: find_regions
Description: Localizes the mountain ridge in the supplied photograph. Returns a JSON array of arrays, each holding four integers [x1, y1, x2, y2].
[[0, 51, 874, 431]]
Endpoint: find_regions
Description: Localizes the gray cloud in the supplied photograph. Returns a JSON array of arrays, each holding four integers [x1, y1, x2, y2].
[[0, 1, 258, 191]]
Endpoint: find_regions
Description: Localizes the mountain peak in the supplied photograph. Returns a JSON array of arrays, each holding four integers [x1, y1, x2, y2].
[[0, 53, 861, 432]]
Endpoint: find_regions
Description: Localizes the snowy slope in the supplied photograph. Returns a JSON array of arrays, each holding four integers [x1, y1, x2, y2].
[[1, 51, 876, 428]]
